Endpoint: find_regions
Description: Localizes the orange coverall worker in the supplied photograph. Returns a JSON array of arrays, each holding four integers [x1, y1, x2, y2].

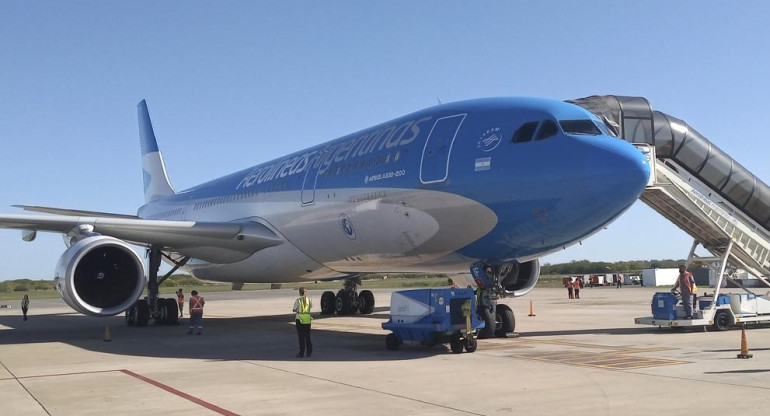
[[188, 293, 205, 335]]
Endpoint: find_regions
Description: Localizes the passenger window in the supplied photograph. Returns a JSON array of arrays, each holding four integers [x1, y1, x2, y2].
[[511, 121, 539, 143], [535, 120, 558, 140]]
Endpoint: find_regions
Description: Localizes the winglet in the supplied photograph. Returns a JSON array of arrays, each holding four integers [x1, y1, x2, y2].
[[138, 100, 175, 202]]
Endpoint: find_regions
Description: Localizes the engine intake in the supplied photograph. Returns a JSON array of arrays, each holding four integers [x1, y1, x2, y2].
[[55, 236, 146, 317]]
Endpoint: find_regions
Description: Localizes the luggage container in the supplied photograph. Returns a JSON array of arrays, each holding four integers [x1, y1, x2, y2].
[[651, 292, 678, 320]]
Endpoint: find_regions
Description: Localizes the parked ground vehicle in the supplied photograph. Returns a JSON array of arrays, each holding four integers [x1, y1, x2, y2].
[[382, 288, 486, 353]]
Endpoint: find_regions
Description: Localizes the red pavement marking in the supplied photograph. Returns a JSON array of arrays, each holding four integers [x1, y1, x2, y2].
[[120, 370, 240, 416], [14, 369, 240, 416]]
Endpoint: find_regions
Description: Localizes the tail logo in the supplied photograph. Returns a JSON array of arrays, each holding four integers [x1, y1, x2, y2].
[[143, 170, 151, 193]]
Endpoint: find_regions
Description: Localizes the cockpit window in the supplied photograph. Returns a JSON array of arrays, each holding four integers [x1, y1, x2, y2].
[[535, 120, 558, 141], [511, 121, 539, 143], [559, 120, 602, 135], [594, 120, 613, 136]]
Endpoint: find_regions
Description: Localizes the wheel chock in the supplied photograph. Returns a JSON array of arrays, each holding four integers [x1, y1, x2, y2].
[[103, 324, 112, 342]]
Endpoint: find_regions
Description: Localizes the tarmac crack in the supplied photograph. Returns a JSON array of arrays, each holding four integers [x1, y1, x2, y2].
[[242, 360, 488, 415], [0, 360, 51, 415]]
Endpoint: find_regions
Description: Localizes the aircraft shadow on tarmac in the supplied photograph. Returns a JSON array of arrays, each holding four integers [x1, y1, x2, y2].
[[704, 369, 770, 374], [0, 309, 467, 362], [702, 347, 770, 353], [521, 327, 657, 337]]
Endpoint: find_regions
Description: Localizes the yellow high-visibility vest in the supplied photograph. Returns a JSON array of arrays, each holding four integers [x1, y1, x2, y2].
[[296, 296, 312, 324]]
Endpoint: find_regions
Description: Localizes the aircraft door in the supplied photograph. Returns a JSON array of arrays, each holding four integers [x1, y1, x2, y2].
[[419, 114, 466, 184], [301, 151, 325, 205]]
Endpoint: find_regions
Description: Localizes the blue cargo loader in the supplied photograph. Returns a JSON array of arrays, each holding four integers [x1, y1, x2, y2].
[[382, 288, 484, 353]]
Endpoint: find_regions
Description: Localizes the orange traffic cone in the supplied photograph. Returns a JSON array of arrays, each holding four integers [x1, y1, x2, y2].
[[528, 300, 536, 317], [737, 323, 752, 359], [103, 324, 112, 342]]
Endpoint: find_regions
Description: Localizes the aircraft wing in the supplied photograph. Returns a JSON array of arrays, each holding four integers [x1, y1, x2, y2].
[[0, 213, 284, 263], [11, 204, 140, 219]]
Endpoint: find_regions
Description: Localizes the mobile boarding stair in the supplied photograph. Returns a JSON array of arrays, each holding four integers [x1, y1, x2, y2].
[[570, 96, 770, 330]]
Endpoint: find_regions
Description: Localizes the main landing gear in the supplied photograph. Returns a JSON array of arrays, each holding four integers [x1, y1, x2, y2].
[[320, 277, 375, 315], [474, 264, 516, 339], [125, 246, 189, 327]]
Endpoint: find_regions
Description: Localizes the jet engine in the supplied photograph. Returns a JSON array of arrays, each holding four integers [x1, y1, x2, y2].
[[54, 235, 146, 317], [500, 259, 540, 297]]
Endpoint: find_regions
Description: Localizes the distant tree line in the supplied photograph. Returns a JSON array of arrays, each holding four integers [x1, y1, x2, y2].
[[1, 261, 694, 292], [0, 279, 55, 292], [541, 259, 687, 276], [0, 274, 208, 293]]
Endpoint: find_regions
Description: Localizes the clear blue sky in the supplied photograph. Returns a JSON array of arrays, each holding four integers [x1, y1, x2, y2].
[[1, 1, 769, 280]]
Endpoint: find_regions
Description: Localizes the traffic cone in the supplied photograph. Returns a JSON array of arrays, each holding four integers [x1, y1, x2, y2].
[[737, 323, 752, 359], [528, 300, 536, 317], [103, 324, 112, 342]]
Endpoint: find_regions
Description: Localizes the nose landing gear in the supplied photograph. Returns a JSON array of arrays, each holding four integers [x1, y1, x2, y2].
[[472, 263, 517, 339]]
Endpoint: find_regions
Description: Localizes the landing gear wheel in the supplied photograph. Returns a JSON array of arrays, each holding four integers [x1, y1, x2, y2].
[[134, 299, 150, 327], [450, 332, 464, 354], [359, 290, 375, 314], [164, 299, 179, 325], [156, 299, 169, 325], [465, 336, 477, 353], [125, 304, 136, 326], [335, 291, 353, 315], [320, 291, 336, 315], [495, 304, 515, 336], [713, 310, 732, 331], [477, 307, 495, 339], [385, 333, 401, 351]]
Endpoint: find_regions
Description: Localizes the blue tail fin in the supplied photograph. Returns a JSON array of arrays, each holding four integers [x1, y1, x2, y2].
[[138, 100, 175, 202]]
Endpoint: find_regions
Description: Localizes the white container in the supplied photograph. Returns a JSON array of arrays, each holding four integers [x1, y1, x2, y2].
[[755, 295, 770, 314], [642, 268, 679, 286], [731, 294, 757, 315]]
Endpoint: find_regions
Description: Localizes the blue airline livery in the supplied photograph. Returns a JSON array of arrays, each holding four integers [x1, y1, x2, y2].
[[0, 97, 649, 337]]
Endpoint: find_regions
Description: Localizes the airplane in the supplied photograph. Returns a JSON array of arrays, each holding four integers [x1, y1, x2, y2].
[[0, 97, 650, 338]]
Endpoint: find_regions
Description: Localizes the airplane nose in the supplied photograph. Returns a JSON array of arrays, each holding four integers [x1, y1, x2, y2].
[[583, 137, 650, 207]]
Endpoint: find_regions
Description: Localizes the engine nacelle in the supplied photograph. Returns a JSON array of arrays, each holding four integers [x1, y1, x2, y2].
[[55, 236, 146, 317], [500, 259, 540, 297]]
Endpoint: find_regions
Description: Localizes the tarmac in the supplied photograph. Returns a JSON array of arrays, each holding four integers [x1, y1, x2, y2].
[[2, 286, 770, 416]]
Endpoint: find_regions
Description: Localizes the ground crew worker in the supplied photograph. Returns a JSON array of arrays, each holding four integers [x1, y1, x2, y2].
[[188, 290, 205, 335], [672, 265, 695, 319], [293, 287, 313, 358], [21, 295, 29, 321], [573, 277, 581, 299], [565, 277, 573, 299], [616, 274, 623, 289], [176, 288, 184, 318]]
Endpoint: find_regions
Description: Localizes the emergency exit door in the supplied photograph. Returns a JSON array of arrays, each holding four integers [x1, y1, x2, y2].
[[419, 114, 466, 184]]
